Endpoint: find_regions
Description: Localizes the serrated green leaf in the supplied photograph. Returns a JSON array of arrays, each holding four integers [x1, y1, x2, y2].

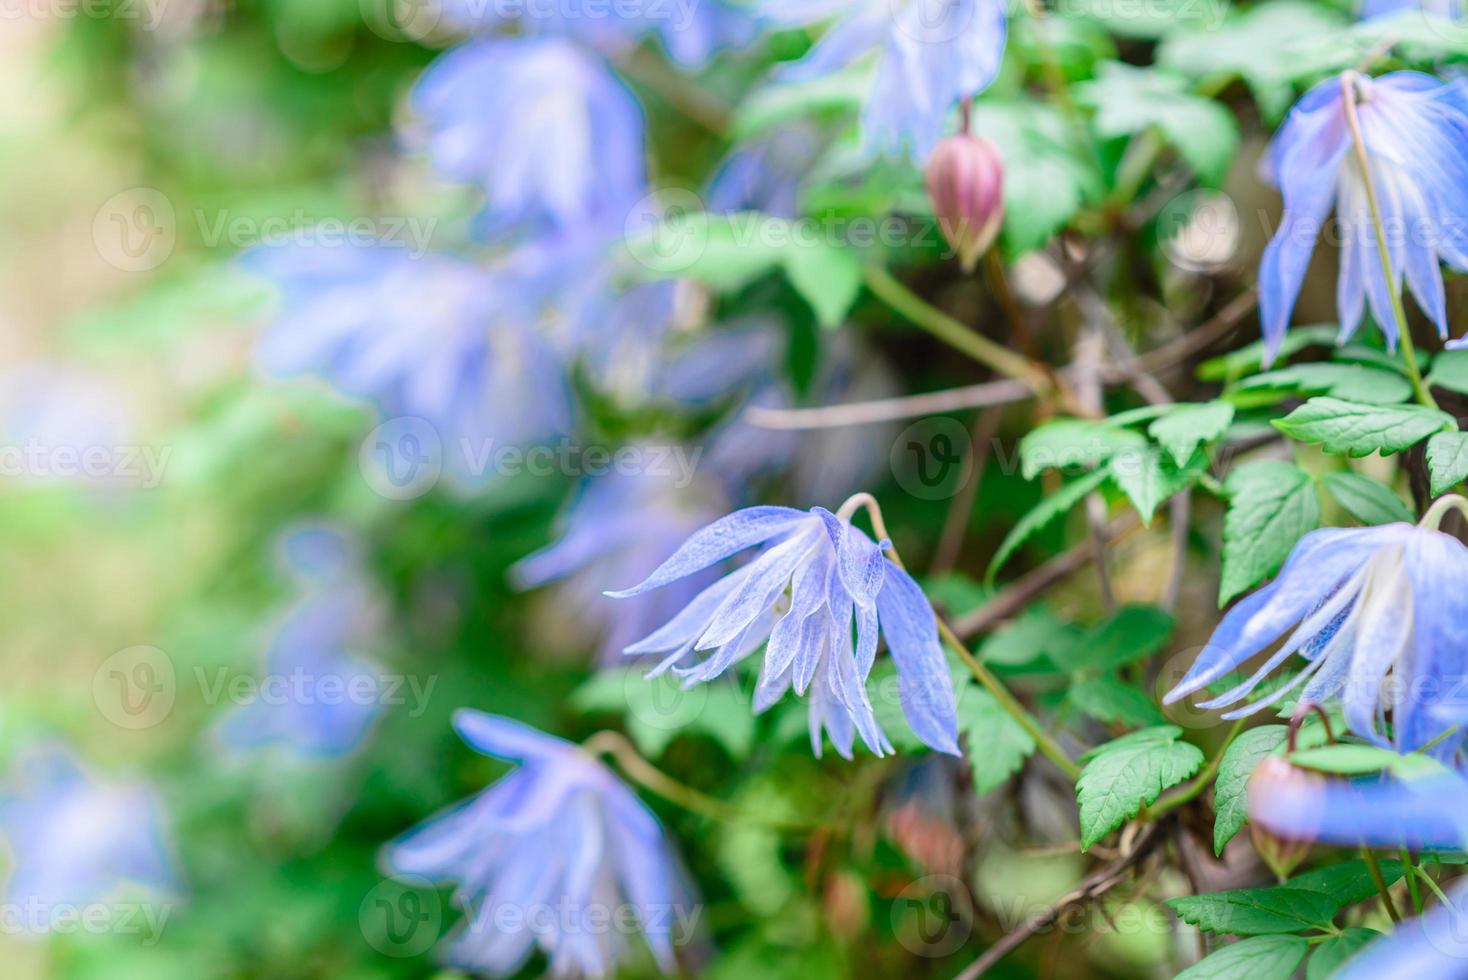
[[1077, 63, 1239, 185], [1274, 397, 1454, 458], [1426, 431, 1468, 496], [1061, 604, 1175, 673], [958, 688, 1037, 796], [1019, 419, 1147, 480], [1239, 363, 1413, 405], [1150, 402, 1236, 467], [1213, 725, 1288, 855], [988, 467, 1110, 580], [1319, 471, 1414, 526], [1198, 325, 1339, 382], [1289, 744, 1451, 780], [1219, 461, 1320, 605], [1289, 861, 1404, 907], [1175, 935, 1310, 980], [1078, 726, 1203, 849], [976, 606, 1080, 668], [782, 242, 862, 328], [1306, 928, 1380, 980], [1108, 448, 1203, 524], [1427, 349, 1468, 396], [1069, 676, 1167, 728], [1166, 887, 1340, 935]]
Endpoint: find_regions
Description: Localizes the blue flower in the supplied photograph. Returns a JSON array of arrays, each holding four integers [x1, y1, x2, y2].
[[607, 504, 961, 758], [213, 524, 386, 760], [247, 242, 573, 484], [410, 36, 648, 232], [1361, 0, 1465, 20], [761, 0, 1007, 158], [1336, 884, 1468, 979], [1164, 520, 1468, 753], [383, 711, 696, 977], [0, 747, 177, 929], [706, 124, 826, 218], [1259, 71, 1468, 359], [512, 465, 729, 663]]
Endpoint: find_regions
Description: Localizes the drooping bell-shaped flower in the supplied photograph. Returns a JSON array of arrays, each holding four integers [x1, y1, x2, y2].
[[926, 132, 1005, 271], [0, 747, 178, 930], [383, 711, 696, 978], [760, 0, 1007, 159], [607, 502, 960, 759], [1164, 498, 1468, 754], [1259, 70, 1468, 359], [410, 36, 649, 233]]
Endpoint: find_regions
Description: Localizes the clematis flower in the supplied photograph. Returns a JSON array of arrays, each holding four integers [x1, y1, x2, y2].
[[1259, 71, 1468, 359], [383, 711, 696, 978], [213, 524, 386, 760], [1164, 505, 1468, 754], [247, 242, 573, 485], [607, 503, 961, 759], [1361, 0, 1465, 20], [512, 465, 729, 664], [706, 124, 827, 218], [760, 0, 1007, 158], [0, 747, 178, 931], [410, 36, 648, 232]]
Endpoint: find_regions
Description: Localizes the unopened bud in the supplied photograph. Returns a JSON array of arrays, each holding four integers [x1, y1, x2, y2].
[[1246, 757, 1324, 880], [925, 134, 1005, 272]]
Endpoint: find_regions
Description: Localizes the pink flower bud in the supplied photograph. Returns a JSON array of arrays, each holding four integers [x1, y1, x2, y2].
[[925, 134, 1005, 272], [1246, 756, 1323, 880]]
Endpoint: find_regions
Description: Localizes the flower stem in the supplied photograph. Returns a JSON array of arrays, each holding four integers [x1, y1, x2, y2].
[[583, 730, 814, 832], [840, 493, 1083, 782], [1361, 846, 1402, 924], [1338, 71, 1439, 410], [862, 265, 1054, 395], [1145, 718, 1247, 820], [1401, 846, 1425, 915], [1415, 863, 1452, 907]]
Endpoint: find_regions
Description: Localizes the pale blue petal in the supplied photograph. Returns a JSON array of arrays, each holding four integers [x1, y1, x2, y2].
[[875, 565, 960, 755], [606, 507, 811, 598]]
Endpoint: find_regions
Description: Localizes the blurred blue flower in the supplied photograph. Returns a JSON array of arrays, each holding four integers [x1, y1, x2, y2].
[[1337, 884, 1468, 979], [213, 524, 386, 760], [512, 465, 729, 663], [762, 0, 1007, 158], [410, 36, 648, 232], [0, 747, 177, 930], [607, 504, 960, 758], [1361, 0, 1465, 19], [1164, 521, 1468, 753], [1259, 71, 1468, 359], [706, 124, 826, 218], [436, 0, 759, 68], [248, 242, 573, 483], [383, 711, 695, 977]]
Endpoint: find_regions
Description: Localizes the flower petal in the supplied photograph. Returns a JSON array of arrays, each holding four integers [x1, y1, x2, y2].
[[875, 564, 960, 755]]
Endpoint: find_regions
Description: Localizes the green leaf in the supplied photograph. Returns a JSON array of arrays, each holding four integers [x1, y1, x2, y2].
[[1175, 935, 1311, 980], [1198, 325, 1339, 382], [1289, 861, 1404, 907], [957, 688, 1037, 796], [1069, 676, 1167, 728], [623, 211, 787, 290], [1213, 725, 1288, 855], [1078, 0, 1230, 40], [1077, 726, 1203, 850], [1019, 419, 1147, 480], [1166, 887, 1340, 935], [732, 64, 870, 138], [1219, 461, 1320, 605], [1427, 349, 1468, 395], [1289, 744, 1452, 780], [572, 670, 754, 759], [1274, 397, 1454, 458], [1426, 431, 1468, 496], [1158, 3, 1349, 122], [1319, 472, 1414, 526], [1077, 63, 1240, 185], [1062, 605, 1175, 673], [1306, 928, 1380, 980], [976, 606, 1082, 668], [782, 242, 862, 328], [1108, 448, 1201, 524], [1238, 363, 1414, 405], [988, 468, 1110, 580], [1150, 402, 1236, 467]]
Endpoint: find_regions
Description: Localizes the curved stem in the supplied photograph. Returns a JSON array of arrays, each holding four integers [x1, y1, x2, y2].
[[1420, 493, 1468, 530], [862, 265, 1054, 395], [1338, 72, 1439, 410], [839, 493, 1083, 782], [1401, 846, 1424, 915], [1145, 718, 1247, 820], [1362, 846, 1402, 924], [583, 730, 814, 832]]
